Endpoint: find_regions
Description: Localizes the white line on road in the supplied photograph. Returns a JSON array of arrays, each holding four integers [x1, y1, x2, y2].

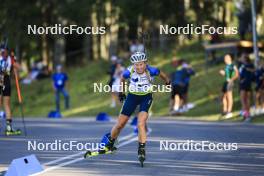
[[31, 128, 151, 175]]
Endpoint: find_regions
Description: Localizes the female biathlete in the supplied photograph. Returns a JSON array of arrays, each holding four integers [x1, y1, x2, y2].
[[84, 51, 170, 166]]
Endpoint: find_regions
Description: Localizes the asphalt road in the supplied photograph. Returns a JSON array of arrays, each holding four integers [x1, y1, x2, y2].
[[0, 117, 264, 176]]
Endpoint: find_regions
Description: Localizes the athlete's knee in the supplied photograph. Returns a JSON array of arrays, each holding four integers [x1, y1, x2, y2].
[[137, 121, 146, 129], [137, 117, 147, 128], [115, 118, 127, 130], [115, 122, 125, 131], [3, 99, 10, 107]]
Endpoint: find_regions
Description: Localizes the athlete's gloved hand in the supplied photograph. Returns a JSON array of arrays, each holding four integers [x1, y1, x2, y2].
[[165, 80, 171, 85], [118, 92, 126, 102]]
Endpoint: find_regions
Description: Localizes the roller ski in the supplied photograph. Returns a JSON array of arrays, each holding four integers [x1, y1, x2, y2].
[[138, 143, 146, 167], [84, 133, 117, 158], [5, 122, 21, 136], [84, 146, 117, 158]]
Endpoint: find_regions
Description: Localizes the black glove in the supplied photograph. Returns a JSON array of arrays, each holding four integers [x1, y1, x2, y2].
[[118, 92, 126, 102], [165, 80, 171, 85]]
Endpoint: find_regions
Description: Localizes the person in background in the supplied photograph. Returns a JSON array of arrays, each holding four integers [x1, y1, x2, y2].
[[129, 40, 138, 54], [170, 59, 185, 115], [108, 55, 118, 88], [136, 40, 145, 53], [111, 59, 125, 108], [22, 60, 48, 84], [36, 65, 50, 80], [219, 54, 239, 119], [129, 39, 145, 54], [238, 54, 255, 121], [254, 59, 264, 115], [181, 60, 195, 112], [52, 65, 70, 111], [0, 48, 21, 135]]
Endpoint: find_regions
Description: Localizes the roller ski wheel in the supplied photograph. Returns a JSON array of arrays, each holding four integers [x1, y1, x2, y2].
[[5, 129, 22, 136], [138, 148, 145, 167], [139, 156, 145, 167], [84, 146, 117, 158], [84, 132, 118, 158]]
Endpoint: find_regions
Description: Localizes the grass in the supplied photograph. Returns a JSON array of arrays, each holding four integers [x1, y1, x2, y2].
[[8, 41, 264, 123]]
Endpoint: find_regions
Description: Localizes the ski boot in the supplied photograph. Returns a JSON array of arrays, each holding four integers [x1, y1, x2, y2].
[[99, 133, 117, 153], [84, 133, 117, 158]]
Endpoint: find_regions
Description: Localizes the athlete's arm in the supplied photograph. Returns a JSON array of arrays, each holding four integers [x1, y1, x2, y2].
[[118, 75, 127, 102], [120, 77, 126, 94], [118, 66, 133, 102], [159, 71, 170, 85], [147, 65, 170, 84]]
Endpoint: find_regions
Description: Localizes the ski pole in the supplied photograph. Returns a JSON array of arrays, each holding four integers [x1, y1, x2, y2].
[[14, 66, 27, 136]]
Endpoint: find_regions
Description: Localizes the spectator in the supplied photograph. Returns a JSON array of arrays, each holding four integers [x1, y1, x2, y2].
[[181, 60, 195, 112], [238, 54, 255, 120], [170, 59, 185, 114], [219, 54, 239, 119], [254, 60, 264, 115], [108, 55, 118, 88], [52, 65, 70, 111]]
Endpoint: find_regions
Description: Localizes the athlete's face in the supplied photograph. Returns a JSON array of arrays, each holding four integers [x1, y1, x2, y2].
[[134, 61, 147, 74]]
